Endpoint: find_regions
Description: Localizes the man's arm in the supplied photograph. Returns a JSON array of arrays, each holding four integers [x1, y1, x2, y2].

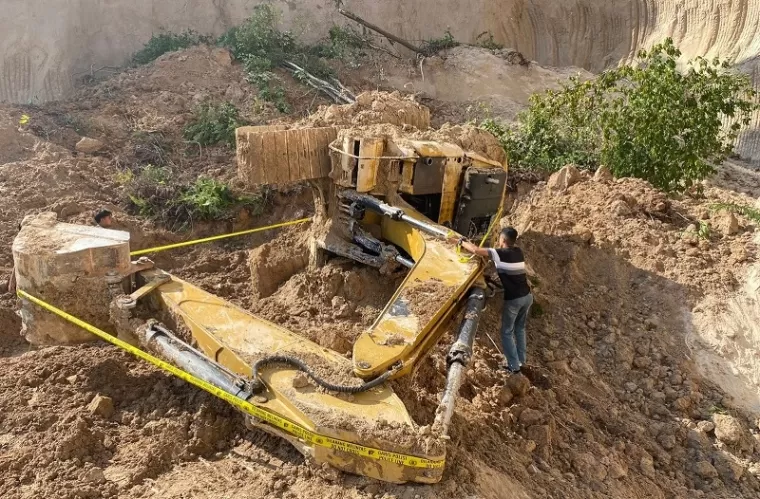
[[459, 240, 490, 257]]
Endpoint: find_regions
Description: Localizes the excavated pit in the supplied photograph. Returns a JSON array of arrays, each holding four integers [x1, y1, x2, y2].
[[1, 29, 760, 499]]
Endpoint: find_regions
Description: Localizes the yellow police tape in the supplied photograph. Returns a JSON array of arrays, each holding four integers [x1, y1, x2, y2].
[[130, 217, 313, 257], [16, 289, 444, 470]]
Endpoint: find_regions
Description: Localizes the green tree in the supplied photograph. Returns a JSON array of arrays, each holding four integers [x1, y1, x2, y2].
[[487, 39, 758, 192]]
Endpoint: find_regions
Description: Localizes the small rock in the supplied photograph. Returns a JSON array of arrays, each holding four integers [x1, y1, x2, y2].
[[506, 373, 530, 397], [573, 452, 607, 481], [608, 460, 628, 479], [355, 92, 374, 107], [75, 137, 104, 154], [640, 454, 656, 477], [593, 165, 613, 182], [633, 356, 652, 369], [548, 164, 582, 191], [527, 425, 552, 451], [693, 461, 718, 479], [624, 382, 638, 392], [696, 421, 715, 433], [212, 48, 232, 66], [570, 357, 595, 376], [547, 360, 571, 374], [713, 414, 753, 453], [518, 408, 544, 426], [541, 349, 555, 362], [524, 440, 537, 453], [81, 467, 106, 484], [658, 434, 676, 450], [497, 386, 514, 406], [292, 372, 310, 389], [573, 226, 594, 244], [65, 375, 78, 385], [714, 212, 740, 236], [87, 394, 114, 418], [611, 199, 632, 216]]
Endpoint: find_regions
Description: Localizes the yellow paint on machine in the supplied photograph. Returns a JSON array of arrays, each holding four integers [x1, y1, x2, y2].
[[17, 290, 445, 483]]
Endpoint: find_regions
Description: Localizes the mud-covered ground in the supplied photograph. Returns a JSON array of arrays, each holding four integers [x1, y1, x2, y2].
[[2, 44, 760, 499]]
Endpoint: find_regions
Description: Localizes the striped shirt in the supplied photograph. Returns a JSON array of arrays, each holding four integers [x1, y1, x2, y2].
[[488, 247, 531, 301]]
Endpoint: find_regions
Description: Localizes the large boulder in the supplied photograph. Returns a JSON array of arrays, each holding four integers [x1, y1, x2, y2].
[[75, 137, 104, 154], [548, 164, 582, 191], [713, 414, 754, 454]]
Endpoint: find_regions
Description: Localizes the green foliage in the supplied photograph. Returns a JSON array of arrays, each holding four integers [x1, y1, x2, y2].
[[243, 56, 290, 113], [711, 202, 760, 224], [218, 5, 296, 64], [122, 165, 264, 229], [218, 5, 341, 112], [327, 26, 368, 54], [697, 221, 711, 239], [421, 30, 459, 55], [132, 31, 210, 65], [178, 178, 238, 220], [488, 39, 758, 192], [475, 32, 503, 51], [183, 102, 244, 147]]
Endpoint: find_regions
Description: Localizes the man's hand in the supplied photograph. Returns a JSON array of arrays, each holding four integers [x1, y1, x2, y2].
[[458, 239, 490, 257]]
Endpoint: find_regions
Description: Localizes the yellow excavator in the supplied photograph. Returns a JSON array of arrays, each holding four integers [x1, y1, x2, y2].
[[13, 124, 507, 484]]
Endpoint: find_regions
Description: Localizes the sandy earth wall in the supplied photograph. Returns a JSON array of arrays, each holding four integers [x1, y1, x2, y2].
[[1, 0, 760, 160]]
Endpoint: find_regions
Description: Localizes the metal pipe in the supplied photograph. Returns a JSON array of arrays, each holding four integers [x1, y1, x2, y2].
[[342, 192, 450, 240], [433, 288, 486, 436], [136, 322, 253, 400], [395, 255, 414, 268]]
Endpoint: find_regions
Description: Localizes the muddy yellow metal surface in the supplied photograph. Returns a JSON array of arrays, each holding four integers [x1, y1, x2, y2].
[[352, 202, 484, 380], [145, 272, 443, 483]]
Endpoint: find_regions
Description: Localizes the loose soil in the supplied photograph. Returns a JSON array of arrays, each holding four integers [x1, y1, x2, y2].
[[2, 43, 760, 499]]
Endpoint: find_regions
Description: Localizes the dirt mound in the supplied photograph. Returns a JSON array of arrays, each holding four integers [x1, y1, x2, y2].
[[0, 345, 251, 499], [303, 90, 431, 129], [250, 230, 400, 355]]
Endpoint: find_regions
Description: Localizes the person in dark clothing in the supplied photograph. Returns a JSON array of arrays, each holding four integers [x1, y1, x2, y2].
[[458, 227, 533, 373], [94, 209, 113, 228]]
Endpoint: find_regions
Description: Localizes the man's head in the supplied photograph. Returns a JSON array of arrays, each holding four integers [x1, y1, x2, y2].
[[94, 209, 113, 228], [498, 227, 518, 248]]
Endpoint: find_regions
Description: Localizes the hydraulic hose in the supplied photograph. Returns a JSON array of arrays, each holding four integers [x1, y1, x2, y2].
[[251, 355, 396, 394]]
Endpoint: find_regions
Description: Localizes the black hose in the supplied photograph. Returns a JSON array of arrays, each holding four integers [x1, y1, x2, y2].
[[251, 355, 395, 394]]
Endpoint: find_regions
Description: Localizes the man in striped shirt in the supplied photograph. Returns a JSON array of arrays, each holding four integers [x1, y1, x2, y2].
[[459, 227, 533, 374]]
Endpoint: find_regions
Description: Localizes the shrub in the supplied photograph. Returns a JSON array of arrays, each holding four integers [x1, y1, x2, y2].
[[711, 202, 760, 224], [178, 178, 238, 220], [489, 39, 758, 192], [183, 102, 244, 147], [123, 166, 265, 229], [421, 30, 459, 55], [132, 31, 209, 65], [475, 32, 504, 51]]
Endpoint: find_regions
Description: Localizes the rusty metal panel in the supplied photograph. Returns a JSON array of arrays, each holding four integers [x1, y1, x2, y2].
[[236, 127, 337, 187], [260, 132, 278, 184], [439, 157, 463, 225], [316, 128, 336, 178], [356, 137, 385, 192], [273, 130, 290, 184]]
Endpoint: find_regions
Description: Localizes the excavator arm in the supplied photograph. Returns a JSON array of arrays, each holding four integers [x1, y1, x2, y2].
[[13, 124, 506, 484]]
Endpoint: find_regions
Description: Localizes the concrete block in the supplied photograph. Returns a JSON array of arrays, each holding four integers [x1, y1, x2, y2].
[[12, 212, 131, 345]]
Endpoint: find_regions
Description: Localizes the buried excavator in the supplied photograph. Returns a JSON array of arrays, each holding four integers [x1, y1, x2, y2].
[[12, 124, 507, 484]]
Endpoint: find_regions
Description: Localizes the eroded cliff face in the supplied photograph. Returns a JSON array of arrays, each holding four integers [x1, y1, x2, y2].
[[3, 0, 760, 102]]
